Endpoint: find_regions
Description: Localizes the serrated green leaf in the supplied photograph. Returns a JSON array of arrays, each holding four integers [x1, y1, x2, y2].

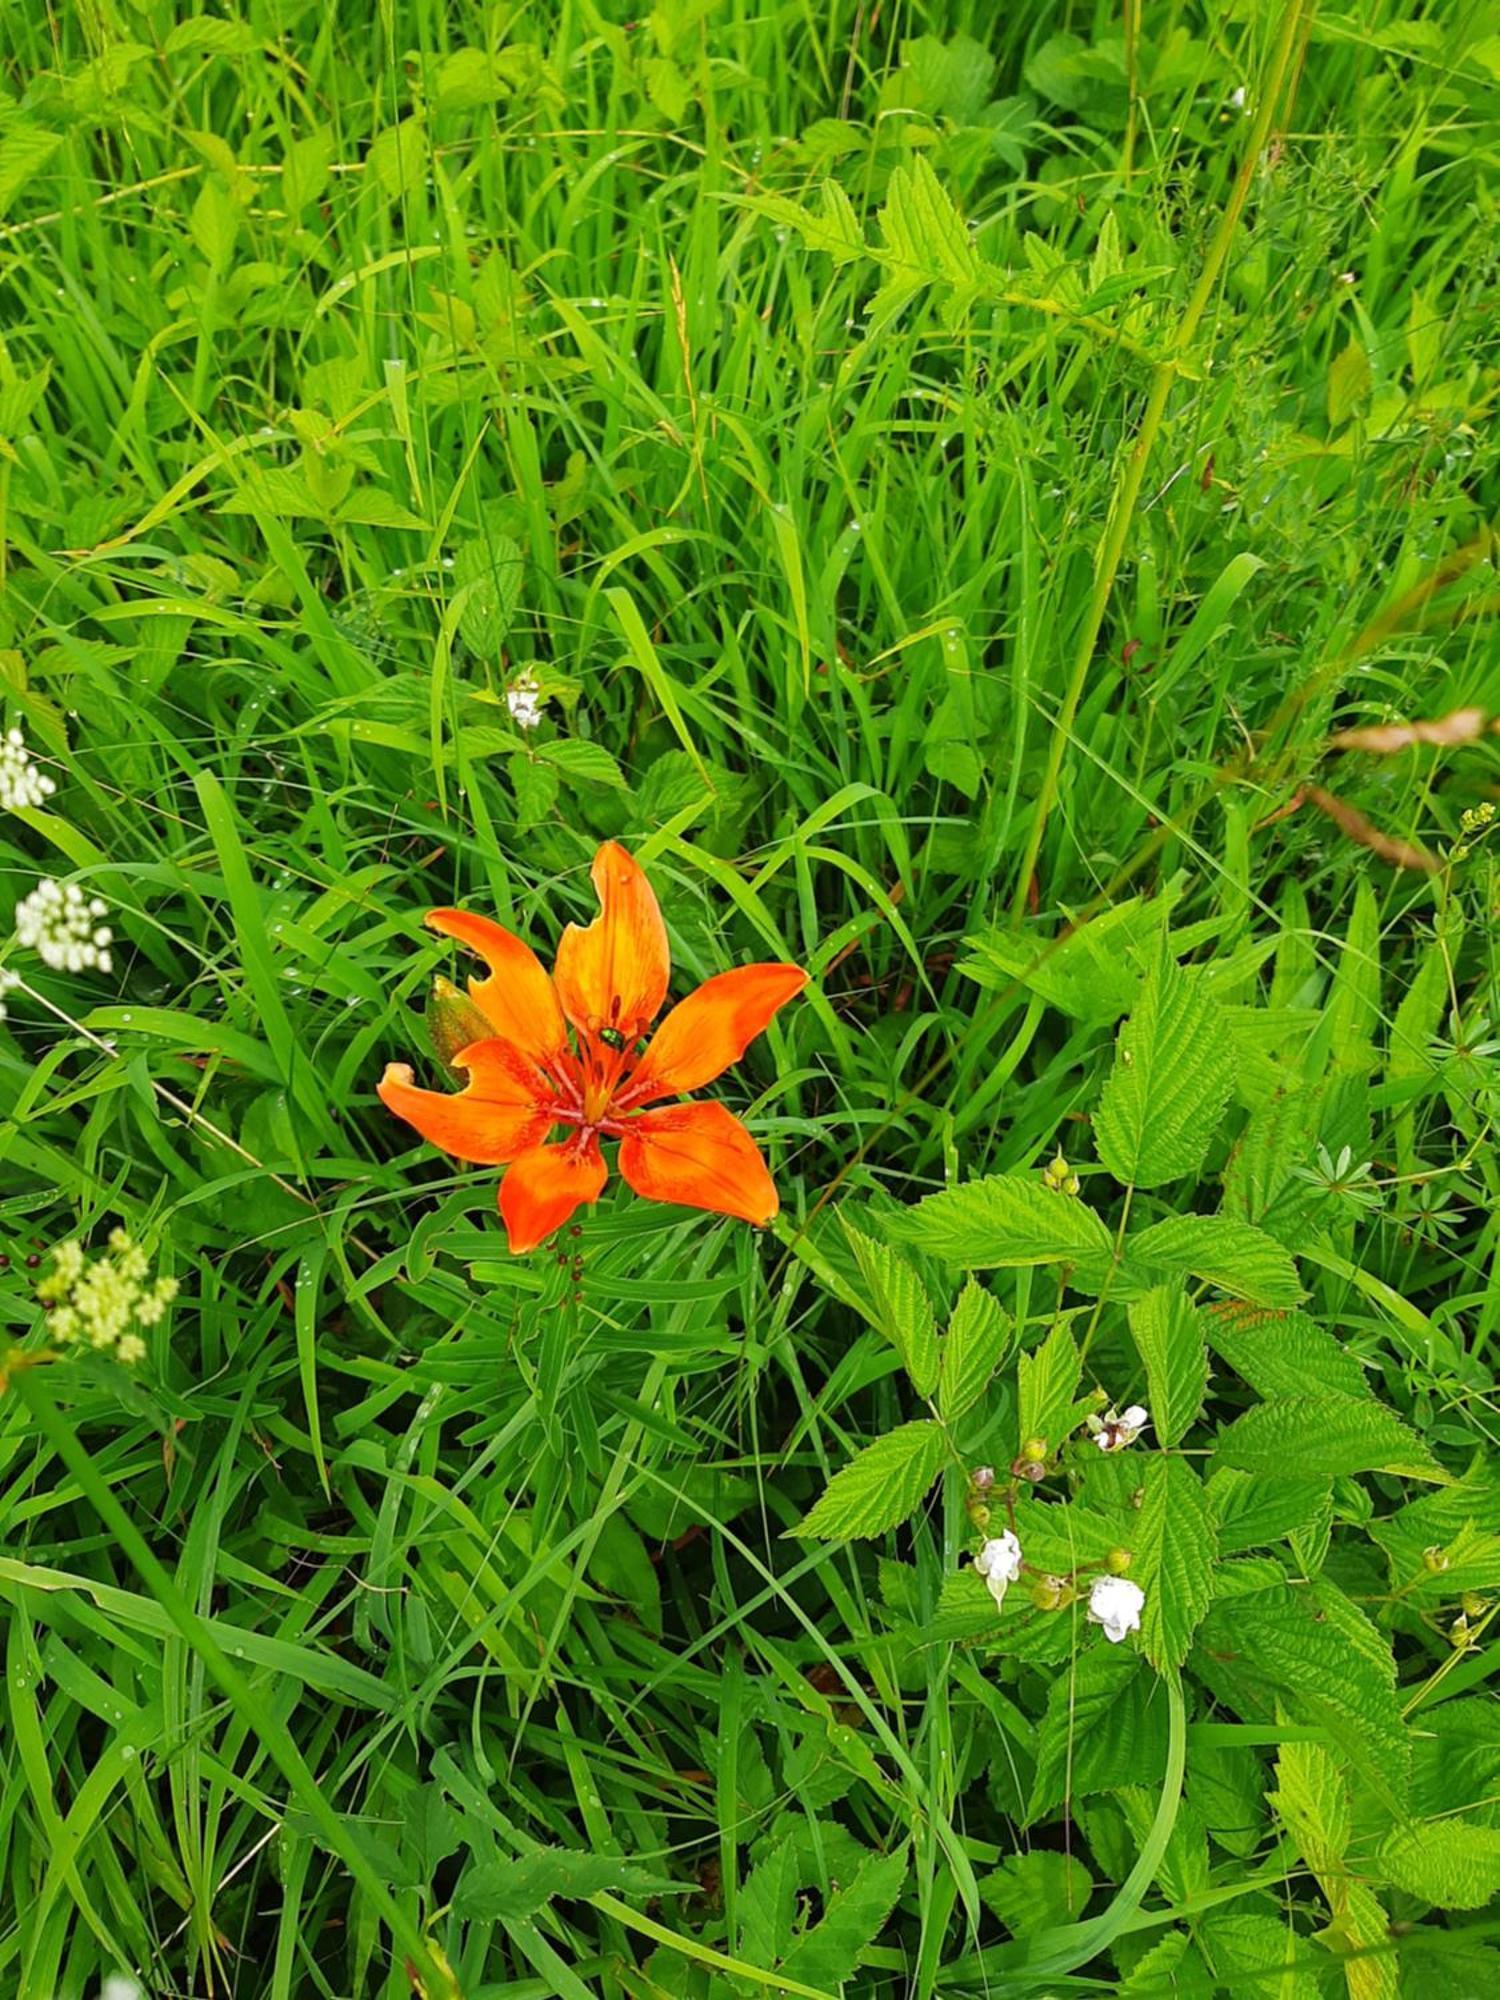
[[1207, 1468, 1333, 1554], [1195, 1584, 1407, 1802], [1134, 1458, 1216, 1671], [1016, 1320, 1081, 1459], [776, 1845, 908, 1986], [1028, 1646, 1167, 1822], [1196, 1910, 1321, 1999], [842, 1219, 940, 1397], [1327, 877, 1381, 1075], [1127, 1213, 1302, 1307], [536, 737, 629, 791], [453, 1847, 668, 1920], [794, 1422, 945, 1541], [1095, 955, 1236, 1188], [1376, 1819, 1500, 1910], [1274, 1737, 1350, 1875], [1213, 1397, 1441, 1482], [939, 1280, 1013, 1420], [979, 1850, 1092, 1935], [453, 529, 524, 655], [898, 1175, 1113, 1285], [1127, 1286, 1207, 1446], [878, 153, 980, 293], [738, 1839, 799, 1967], [1204, 1306, 1371, 1402]]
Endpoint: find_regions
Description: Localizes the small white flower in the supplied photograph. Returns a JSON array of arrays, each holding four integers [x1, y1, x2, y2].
[[0, 966, 19, 1021], [973, 1531, 1024, 1611], [12, 878, 114, 973], [101, 1976, 147, 2000], [506, 671, 546, 730], [1229, 85, 1247, 112], [1088, 1403, 1150, 1452], [0, 725, 57, 811], [1088, 1574, 1145, 1644]]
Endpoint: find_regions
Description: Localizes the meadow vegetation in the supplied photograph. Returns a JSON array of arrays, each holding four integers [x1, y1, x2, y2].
[[2, 2, 1500, 1995]]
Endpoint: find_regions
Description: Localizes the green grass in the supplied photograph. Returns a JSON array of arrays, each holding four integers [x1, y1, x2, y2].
[[2, 2, 1499, 1995]]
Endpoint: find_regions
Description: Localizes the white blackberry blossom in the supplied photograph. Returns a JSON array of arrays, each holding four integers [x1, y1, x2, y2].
[[1087, 1574, 1145, 1644], [1088, 1403, 1150, 1453], [506, 670, 545, 730], [14, 879, 113, 972], [0, 726, 57, 811], [973, 1530, 1024, 1612]]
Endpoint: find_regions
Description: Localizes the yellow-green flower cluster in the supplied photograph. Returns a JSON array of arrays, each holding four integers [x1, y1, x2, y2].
[[37, 1227, 177, 1366]]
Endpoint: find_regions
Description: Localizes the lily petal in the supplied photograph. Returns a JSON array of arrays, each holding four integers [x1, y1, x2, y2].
[[379, 1039, 554, 1164], [499, 1135, 608, 1252], [553, 843, 669, 1040], [623, 963, 808, 1105], [618, 1100, 778, 1225], [426, 907, 569, 1064]]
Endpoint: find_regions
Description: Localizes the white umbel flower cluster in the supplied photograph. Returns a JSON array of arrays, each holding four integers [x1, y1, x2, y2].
[[973, 1530, 1024, 1611], [506, 670, 545, 730], [14, 879, 113, 972], [0, 726, 56, 811], [37, 1227, 177, 1367]]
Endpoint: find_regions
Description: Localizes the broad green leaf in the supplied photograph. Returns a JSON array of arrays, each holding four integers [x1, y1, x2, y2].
[[979, 1851, 1092, 1935], [1273, 1738, 1350, 1875], [899, 1175, 1113, 1285], [776, 1845, 908, 1986], [536, 738, 629, 792], [1134, 1458, 1216, 1671], [1377, 1820, 1500, 1910], [1207, 1469, 1334, 1555], [939, 1280, 1013, 1421], [453, 530, 524, 656], [1204, 1306, 1371, 1403], [1095, 954, 1236, 1188], [1016, 1321, 1080, 1458], [878, 153, 980, 294], [1222, 1085, 1332, 1248], [1126, 1286, 1207, 1446], [1196, 1910, 1321, 1998], [452, 1848, 668, 1920], [1028, 1647, 1167, 1822], [842, 1220, 940, 1397], [1213, 1397, 1441, 1482], [738, 1839, 799, 1967], [794, 1422, 945, 1541], [1367, 1462, 1500, 1604], [1127, 1213, 1302, 1307], [1194, 1584, 1407, 1799]]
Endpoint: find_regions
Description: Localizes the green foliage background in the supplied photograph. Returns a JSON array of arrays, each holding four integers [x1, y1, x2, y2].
[[2, 1, 1499, 1996]]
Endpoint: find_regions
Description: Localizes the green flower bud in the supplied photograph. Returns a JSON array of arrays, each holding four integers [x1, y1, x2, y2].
[[426, 975, 492, 1073], [1422, 1544, 1451, 1574], [1106, 1547, 1134, 1575]]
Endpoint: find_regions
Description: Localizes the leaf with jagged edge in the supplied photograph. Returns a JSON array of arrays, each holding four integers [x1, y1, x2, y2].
[[939, 1279, 1013, 1421], [1378, 1819, 1500, 1910], [898, 1174, 1114, 1287], [1126, 1213, 1302, 1308], [1095, 953, 1236, 1188], [1016, 1320, 1081, 1460], [775, 1845, 909, 1987], [842, 1218, 940, 1396], [1213, 1396, 1443, 1483], [793, 1421, 945, 1541], [1127, 1285, 1207, 1446], [1134, 1457, 1217, 1671]]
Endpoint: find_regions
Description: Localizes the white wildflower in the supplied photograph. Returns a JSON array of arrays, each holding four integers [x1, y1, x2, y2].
[[973, 1530, 1024, 1612], [102, 1977, 147, 2000], [1229, 85, 1248, 112], [13, 879, 113, 972], [0, 726, 57, 811], [0, 966, 20, 1020], [36, 1229, 174, 1365], [1088, 1404, 1150, 1453], [1088, 1574, 1145, 1644], [506, 671, 546, 730]]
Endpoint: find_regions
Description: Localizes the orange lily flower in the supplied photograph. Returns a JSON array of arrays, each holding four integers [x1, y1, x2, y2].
[[379, 843, 807, 1253]]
